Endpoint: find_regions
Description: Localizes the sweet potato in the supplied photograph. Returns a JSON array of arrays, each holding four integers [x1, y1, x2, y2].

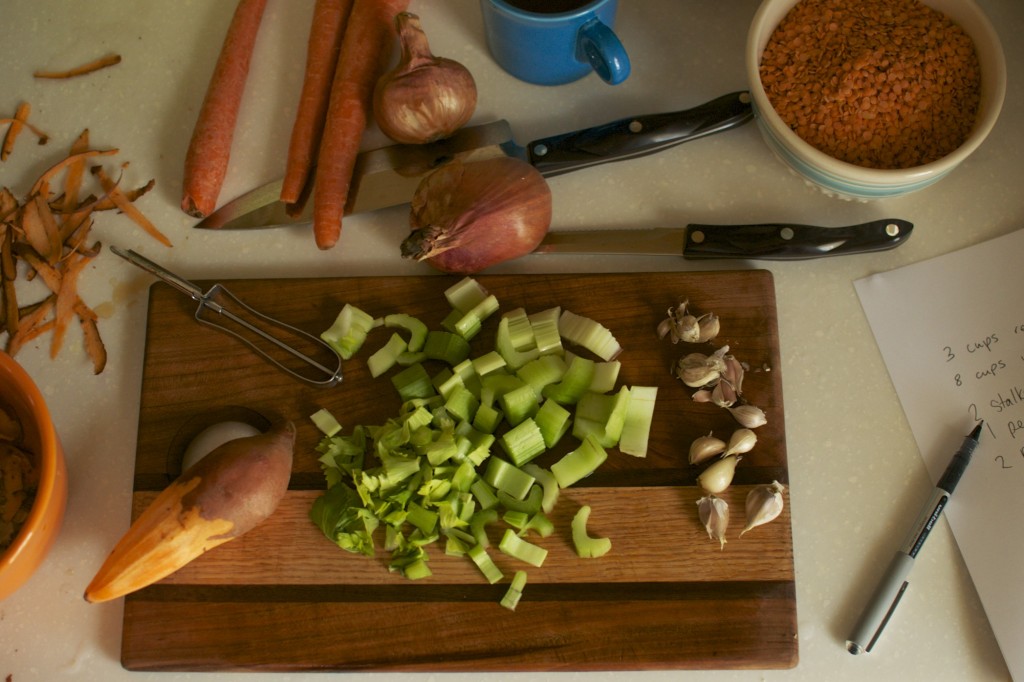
[[84, 420, 296, 603]]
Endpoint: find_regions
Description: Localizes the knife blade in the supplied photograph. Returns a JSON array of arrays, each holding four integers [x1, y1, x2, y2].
[[533, 219, 913, 260], [194, 91, 753, 230]]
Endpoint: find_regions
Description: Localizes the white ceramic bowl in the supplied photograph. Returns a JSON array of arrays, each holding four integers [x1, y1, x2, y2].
[[746, 0, 1006, 200]]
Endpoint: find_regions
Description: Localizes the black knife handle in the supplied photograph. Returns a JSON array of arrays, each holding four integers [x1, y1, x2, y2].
[[527, 91, 753, 177], [683, 219, 914, 260]]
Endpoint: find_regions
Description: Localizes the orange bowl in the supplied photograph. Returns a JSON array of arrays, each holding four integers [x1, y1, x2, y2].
[[0, 351, 67, 600]]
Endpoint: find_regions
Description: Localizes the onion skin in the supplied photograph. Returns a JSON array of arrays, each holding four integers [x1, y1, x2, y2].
[[401, 157, 552, 274], [373, 12, 477, 145]]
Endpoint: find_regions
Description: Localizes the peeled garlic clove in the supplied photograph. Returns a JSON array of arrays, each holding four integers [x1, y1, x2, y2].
[[688, 432, 727, 465], [724, 428, 757, 456], [740, 480, 786, 536], [698, 495, 729, 550], [696, 313, 720, 343], [728, 404, 767, 429], [697, 454, 741, 494]]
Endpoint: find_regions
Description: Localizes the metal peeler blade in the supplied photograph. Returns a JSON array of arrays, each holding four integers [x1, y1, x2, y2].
[[110, 246, 343, 387]]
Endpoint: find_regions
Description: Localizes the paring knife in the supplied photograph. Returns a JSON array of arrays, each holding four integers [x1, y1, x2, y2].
[[533, 219, 913, 260], [195, 91, 754, 230]]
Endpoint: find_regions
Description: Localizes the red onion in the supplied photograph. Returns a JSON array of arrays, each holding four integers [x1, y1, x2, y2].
[[400, 157, 553, 274], [373, 12, 477, 145]]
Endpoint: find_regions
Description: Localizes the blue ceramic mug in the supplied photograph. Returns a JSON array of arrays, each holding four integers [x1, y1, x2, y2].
[[479, 0, 630, 86]]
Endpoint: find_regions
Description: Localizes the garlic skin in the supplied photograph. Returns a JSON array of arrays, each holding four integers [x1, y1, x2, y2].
[[374, 13, 478, 145], [724, 428, 757, 456], [698, 495, 729, 550], [728, 404, 767, 429], [688, 432, 726, 465], [696, 454, 741, 494], [675, 345, 730, 388], [740, 481, 786, 536]]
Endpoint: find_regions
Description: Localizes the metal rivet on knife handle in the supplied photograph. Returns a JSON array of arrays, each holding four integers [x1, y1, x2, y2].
[[690, 230, 706, 244], [886, 222, 901, 237]]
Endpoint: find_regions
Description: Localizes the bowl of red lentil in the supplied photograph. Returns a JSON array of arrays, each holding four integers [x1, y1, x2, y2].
[[746, 0, 1006, 199], [0, 351, 67, 600]]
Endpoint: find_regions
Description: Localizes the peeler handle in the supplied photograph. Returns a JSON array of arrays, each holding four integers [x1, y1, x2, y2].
[[197, 284, 343, 387]]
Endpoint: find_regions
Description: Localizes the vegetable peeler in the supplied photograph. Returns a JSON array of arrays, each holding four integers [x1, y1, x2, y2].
[[110, 246, 343, 387]]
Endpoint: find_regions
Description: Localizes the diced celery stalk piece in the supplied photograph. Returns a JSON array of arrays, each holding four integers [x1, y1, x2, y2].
[[589, 360, 621, 394], [402, 558, 433, 580], [533, 398, 572, 448], [498, 528, 547, 567], [571, 505, 612, 558], [521, 463, 559, 514], [445, 534, 469, 557], [450, 459, 478, 493], [433, 368, 462, 400], [467, 543, 504, 584], [502, 509, 530, 530], [516, 354, 567, 398], [444, 276, 489, 312], [321, 303, 377, 359], [406, 501, 438, 535], [497, 485, 542, 514], [383, 313, 428, 352], [572, 386, 631, 447], [470, 477, 500, 510], [392, 363, 435, 401], [542, 355, 595, 405], [472, 403, 503, 434], [500, 570, 528, 611], [470, 508, 499, 547], [551, 435, 608, 488], [367, 332, 408, 378], [454, 294, 500, 340], [481, 372, 524, 400], [559, 309, 622, 361], [528, 307, 562, 355], [444, 385, 479, 424], [396, 350, 427, 366], [310, 408, 342, 437], [495, 315, 540, 370], [499, 418, 546, 467], [521, 511, 555, 538], [499, 383, 539, 426], [424, 331, 471, 365], [472, 350, 507, 376], [483, 457, 537, 500], [506, 308, 536, 351], [619, 385, 657, 457]]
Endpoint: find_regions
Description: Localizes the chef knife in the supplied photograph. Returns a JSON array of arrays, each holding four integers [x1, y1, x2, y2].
[[194, 91, 753, 230], [533, 219, 913, 260]]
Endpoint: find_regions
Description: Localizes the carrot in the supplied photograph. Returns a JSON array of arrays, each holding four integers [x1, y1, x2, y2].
[[33, 53, 122, 79], [280, 0, 354, 207], [312, 0, 409, 250], [50, 251, 89, 358], [92, 166, 171, 247], [74, 299, 106, 374], [180, 0, 268, 218]]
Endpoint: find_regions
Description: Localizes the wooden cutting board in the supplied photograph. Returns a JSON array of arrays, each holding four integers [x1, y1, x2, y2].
[[121, 270, 796, 672]]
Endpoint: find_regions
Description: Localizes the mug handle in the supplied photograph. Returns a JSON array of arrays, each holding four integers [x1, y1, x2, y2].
[[577, 18, 630, 85]]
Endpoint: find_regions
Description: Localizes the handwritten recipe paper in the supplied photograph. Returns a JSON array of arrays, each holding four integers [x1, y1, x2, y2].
[[855, 228, 1024, 680]]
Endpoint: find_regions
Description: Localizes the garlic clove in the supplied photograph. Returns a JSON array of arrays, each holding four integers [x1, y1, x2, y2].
[[728, 404, 767, 429], [696, 454, 741, 494], [696, 313, 720, 343], [724, 428, 757, 456], [721, 355, 745, 395], [710, 380, 737, 407], [691, 389, 714, 403], [675, 346, 729, 388], [740, 480, 786, 536], [688, 432, 727, 465], [698, 495, 729, 550]]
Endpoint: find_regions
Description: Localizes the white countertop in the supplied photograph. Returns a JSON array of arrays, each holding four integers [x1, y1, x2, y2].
[[1, 0, 1019, 680]]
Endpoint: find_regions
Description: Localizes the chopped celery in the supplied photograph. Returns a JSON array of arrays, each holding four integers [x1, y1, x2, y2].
[[571, 505, 612, 558], [499, 418, 546, 467], [502, 509, 530, 530], [619, 385, 657, 457], [450, 459, 477, 493], [367, 332, 408, 378], [472, 403, 503, 434], [406, 501, 438, 535], [589, 360, 621, 394], [498, 383, 539, 426], [533, 398, 571, 448], [452, 294, 500, 340], [470, 477, 500, 510], [310, 408, 342, 437], [321, 303, 378, 359], [500, 570, 528, 611], [497, 485, 543, 514], [444, 385, 479, 424], [559, 309, 622, 361], [423, 330, 471, 365], [542, 354, 595, 405], [498, 528, 548, 567], [516, 354, 567, 398], [522, 512, 555, 538], [521, 463, 560, 514], [445, 276, 490, 312], [551, 435, 608, 488], [401, 558, 433, 580], [495, 314, 540, 370], [470, 508, 499, 547], [528, 307, 562, 355], [384, 313, 428, 352], [391, 363, 435, 401], [572, 387, 630, 447], [468, 543, 504, 584], [483, 457, 537, 500], [472, 350, 507, 376]]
